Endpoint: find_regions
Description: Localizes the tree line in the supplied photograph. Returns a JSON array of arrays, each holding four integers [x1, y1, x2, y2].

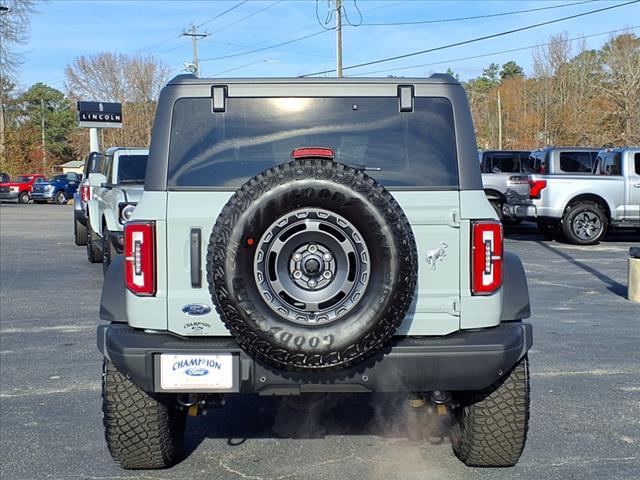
[[1, 31, 639, 175], [463, 32, 640, 150]]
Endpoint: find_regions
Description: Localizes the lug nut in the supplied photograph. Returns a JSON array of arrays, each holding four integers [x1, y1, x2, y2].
[[308, 244, 317, 253], [293, 271, 302, 279], [293, 253, 302, 261], [323, 253, 332, 261], [308, 279, 317, 288], [323, 271, 332, 279]]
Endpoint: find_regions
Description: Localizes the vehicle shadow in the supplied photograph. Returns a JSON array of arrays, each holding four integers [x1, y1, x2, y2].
[[182, 393, 450, 458], [533, 240, 627, 297]]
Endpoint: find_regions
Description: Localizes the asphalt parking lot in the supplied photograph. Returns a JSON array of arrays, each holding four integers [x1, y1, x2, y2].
[[1, 203, 639, 480]]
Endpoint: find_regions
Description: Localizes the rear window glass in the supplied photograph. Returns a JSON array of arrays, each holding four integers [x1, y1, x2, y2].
[[14, 176, 32, 182], [559, 151, 597, 173], [482, 152, 527, 173], [85, 153, 102, 176], [524, 153, 546, 173], [167, 96, 459, 189], [117, 155, 148, 183]]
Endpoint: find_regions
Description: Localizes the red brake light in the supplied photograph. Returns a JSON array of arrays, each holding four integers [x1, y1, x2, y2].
[[472, 221, 503, 295], [124, 221, 156, 296], [528, 180, 547, 199], [291, 147, 335, 159], [81, 184, 90, 203]]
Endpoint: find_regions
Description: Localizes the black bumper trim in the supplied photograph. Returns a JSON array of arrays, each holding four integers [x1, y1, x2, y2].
[[98, 322, 532, 394]]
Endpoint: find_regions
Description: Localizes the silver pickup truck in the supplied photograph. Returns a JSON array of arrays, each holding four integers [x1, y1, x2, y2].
[[505, 147, 640, 244]]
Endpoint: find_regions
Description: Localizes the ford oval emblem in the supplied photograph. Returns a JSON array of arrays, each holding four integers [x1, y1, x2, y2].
[[182, 304, 212, 316], [185, 367, 209, 377]]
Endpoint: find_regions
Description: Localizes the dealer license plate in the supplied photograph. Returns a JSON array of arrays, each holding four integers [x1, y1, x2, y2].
[[160, 353, 234, 390]]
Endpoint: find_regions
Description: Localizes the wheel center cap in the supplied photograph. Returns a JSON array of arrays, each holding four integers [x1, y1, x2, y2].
[[304, 258, 321, 275]]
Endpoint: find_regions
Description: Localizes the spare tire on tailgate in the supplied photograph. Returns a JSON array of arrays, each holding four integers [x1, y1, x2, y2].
[[207, 159, 417, 371]]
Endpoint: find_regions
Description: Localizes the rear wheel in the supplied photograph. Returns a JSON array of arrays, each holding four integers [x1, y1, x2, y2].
[[86, 220, 102, 263], [102, 359, 186, 469], [450, 355, 530, 467], [489, 199, 504, 222], [561, 201, 607, 245], [74, 218, 87, 246], [18, 191, 29, 204]]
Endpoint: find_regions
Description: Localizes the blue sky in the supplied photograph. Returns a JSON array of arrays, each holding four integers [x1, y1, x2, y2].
[[17, 0, 640, 92]]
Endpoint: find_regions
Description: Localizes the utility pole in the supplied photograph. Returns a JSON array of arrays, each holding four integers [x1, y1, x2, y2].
[[182, 24, 208, 77], [497, 90, 503, 150], [335, 0, 343, 77], [40, 99, 46, 172]]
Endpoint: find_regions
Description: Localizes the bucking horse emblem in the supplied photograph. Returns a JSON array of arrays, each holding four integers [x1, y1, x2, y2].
[[425, 242, 448, 271]]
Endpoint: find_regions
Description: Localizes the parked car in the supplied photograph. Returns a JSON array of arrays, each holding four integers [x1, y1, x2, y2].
[[86, 147, 148, 271], [0, 172, 9, 183], [480, 150, 530, 221], [0, 174, 46, 203], [97, 75, 532, 469], [504, 147, 640, 244], [31, 172, 81, 204], [73, 152, 103, 246]]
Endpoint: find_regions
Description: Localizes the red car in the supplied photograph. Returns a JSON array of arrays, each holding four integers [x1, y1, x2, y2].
[[0, 174, 46, 204]]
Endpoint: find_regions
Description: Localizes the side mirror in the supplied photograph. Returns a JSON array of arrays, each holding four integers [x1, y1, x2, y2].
[[88, 173, 107, 187]]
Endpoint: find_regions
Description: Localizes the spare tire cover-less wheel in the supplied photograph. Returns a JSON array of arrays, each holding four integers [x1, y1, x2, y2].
[[207, 160, 418, 371]]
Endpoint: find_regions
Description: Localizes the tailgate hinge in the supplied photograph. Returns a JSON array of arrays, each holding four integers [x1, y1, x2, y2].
[[449, 209, 461, 227]]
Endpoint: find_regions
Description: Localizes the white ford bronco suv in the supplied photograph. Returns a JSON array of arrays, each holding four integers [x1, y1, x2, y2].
[[98, 75, 533, 469], [85, 147, 149, 272]]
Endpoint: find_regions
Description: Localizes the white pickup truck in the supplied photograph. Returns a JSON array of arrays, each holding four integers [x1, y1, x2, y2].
[[504, 147, 640, 244], [86, 147, 149, 272]]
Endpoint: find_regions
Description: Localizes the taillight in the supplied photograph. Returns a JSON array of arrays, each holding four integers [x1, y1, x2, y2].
[[124, 221, 156, 296], [528, 180, 547, 199], [81, 184, 90, 203], [472, 221, 503, 295]]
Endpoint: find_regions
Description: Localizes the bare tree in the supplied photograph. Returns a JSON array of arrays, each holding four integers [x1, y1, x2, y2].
[[0, 0, 37, 81], [598, 32, 640, 144]]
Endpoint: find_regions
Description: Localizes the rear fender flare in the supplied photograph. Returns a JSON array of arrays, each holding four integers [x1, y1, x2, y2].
[[501, 252, 531, 321]]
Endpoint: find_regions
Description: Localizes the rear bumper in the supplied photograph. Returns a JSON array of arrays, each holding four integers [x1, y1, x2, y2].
[[504, 203, 537, 219], [97, 322, 532, 394]]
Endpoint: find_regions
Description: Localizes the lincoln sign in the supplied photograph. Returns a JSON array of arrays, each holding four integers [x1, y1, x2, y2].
[[77, 101, 123, 128]]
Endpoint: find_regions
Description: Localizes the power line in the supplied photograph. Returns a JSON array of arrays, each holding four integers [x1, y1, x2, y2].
[[197, 0, 403, 62], [347, 26, 640, 77], [357, 0, 596, 27], [302, 0, 640, 76], [200, 29, 330, 62], [197, 1, 248, 28], [208, 0, 282, 35]]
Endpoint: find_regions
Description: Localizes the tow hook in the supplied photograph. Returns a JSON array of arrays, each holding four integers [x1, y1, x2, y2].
[[429, 390, 451, 416], [178, 394, 224, 416]]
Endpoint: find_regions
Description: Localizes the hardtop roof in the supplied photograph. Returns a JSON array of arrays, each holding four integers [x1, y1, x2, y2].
[[167, 73, 460, 87]]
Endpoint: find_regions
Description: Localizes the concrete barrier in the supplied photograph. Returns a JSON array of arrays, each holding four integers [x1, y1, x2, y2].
[[629, 247, 640, 303]]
